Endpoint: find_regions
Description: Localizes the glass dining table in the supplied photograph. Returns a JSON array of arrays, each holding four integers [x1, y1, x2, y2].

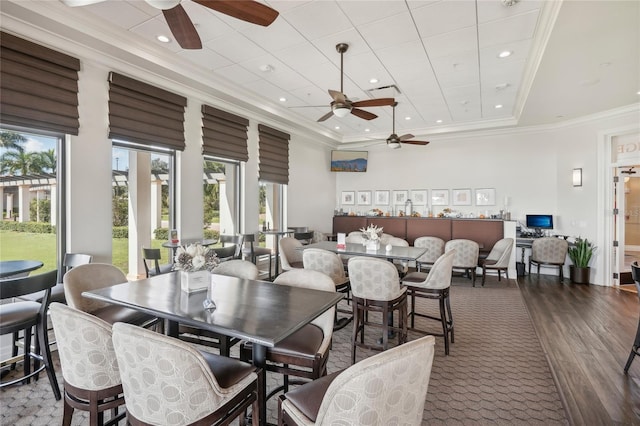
[[82, 271, 343, 426]]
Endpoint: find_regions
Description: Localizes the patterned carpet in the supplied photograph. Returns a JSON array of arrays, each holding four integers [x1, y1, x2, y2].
[[0, 276, 567, 425]]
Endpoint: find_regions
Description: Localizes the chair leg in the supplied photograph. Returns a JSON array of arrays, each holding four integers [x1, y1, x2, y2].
[[445, 293, 454, 344], [624, 319, 640, 373], [62, 394, 74, 426], [559, 265, 564, 280], [23, 327, 32, 384], [482, 265, 487, 287], [439, 296, 449, 355], [471, 268, 476, 287], [36, 318, 61, 400]]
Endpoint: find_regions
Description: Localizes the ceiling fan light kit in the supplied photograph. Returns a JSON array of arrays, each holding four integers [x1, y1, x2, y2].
[[332, 105, 351, 118], [384, 102, 430, 149]]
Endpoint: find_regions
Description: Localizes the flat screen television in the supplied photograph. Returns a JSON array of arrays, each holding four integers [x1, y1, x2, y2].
[[330, 150, 368, 172], [526, 214, 554, 230]]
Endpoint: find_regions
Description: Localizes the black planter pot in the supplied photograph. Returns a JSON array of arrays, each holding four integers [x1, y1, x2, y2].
[[570, 266, 590, 284]]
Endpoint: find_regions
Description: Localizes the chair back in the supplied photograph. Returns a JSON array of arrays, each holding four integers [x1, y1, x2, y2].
[[142, 248, 162, 276], [279, 237, 304, 270], [421, 250, 456, 290], [112, 322, 256, 426], [293, 231, 314, 245], [219, 235, 243, 259], [63, 263, 127, 313], [312, 231, 327, 243], [445, 239, 479, 269], [486, 238, 514, 268], [212, 260, 259, 280], [347, 256, 403, 301], [531, 237, 569, 263], [632, 261, 640, 297], [302, 248, 347, 285], [274, 269, 336, 352], [315, 335, 436, 425], [49, 303, 120, 391], [1, 269, 58, 300], [211, 245, 238, 262], [345, 231, 365, 244], [414, 236, 445, 264]]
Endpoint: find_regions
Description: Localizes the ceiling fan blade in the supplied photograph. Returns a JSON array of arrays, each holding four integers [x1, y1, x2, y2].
[[61, 0, 105, 6], [398, 133, 414, 141], [351, 108, 377, 121], [317, 111, 335, 122], [351, 98, 395, 108], [328, 89, 347, 103], [401, 140, 430, 146], [163, 6, 202, 49], [193, 0, 278, 26]]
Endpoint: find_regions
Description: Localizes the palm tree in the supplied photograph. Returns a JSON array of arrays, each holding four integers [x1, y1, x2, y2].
[[0, 131, 26, 152], [35, 149, 57, 173], [0, 150, 38, 175]]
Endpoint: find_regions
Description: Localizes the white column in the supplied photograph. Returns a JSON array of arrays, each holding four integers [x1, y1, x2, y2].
[[6, 193, 13, 219], [50, 183, 57, 226], [18, 184, 31, 222], [0, 188, 3, 219], [128, 151, 151, 279], [150, 177, 162, 234], [219, 177, 234, 234]]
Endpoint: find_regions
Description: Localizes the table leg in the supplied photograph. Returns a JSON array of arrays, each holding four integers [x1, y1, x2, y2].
[[273, 237, 280, 278], [252, 344, 268, 426], [166, 320, 178, 337]]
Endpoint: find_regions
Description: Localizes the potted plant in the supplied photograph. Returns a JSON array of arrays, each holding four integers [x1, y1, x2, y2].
[[568, 237, 595, 284]]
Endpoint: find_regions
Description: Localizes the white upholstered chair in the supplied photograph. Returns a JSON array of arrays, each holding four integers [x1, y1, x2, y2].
[[401, 250, 456, 355], [413, 236, 445, 272], [112, 322, 259, 426], [347, 256, 407, 364], [279, 237, 304, 272], [278, 335, 436, 426], [212, 259, 259, 280], [49, 303, 125, 426], [445, 239, 480, 286], [481, 238, 514, 286], [529, 237, 569, 280]]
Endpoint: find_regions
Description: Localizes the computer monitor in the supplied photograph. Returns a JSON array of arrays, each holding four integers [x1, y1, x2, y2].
[[526, 214, 554, 230]]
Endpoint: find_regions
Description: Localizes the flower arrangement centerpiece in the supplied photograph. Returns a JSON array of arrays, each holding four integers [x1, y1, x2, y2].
[[173, 243, 220, 292], [360, 224, 384, 251]]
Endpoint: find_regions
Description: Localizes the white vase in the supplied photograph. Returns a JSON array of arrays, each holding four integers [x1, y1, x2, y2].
[[180, 270, 210, 293], [365, 240, 380, 251]]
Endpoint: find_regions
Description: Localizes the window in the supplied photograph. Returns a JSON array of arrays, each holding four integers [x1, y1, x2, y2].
[[203, 157, 240, 241], [112, 142, 175, 276], [259, 181, 285, 248], [0, 128, 64, 273]]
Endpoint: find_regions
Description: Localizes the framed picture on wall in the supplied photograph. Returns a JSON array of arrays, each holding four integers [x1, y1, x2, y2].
[[431, 189, 449, 206], [393, 190, 409, 205], [375, 190, 390, 205], [475, 188, 496, 206], [411, 189, 428, 205], [341, 191, 355, 205], [452, 188, 472, 206], [357, 190, 372, 205]]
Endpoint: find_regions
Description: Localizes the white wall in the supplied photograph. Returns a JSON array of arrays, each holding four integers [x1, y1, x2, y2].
[[335, 109, 640, 285]]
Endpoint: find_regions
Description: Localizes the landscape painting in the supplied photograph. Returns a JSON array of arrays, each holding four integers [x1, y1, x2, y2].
[[331, 150, 368, 172]]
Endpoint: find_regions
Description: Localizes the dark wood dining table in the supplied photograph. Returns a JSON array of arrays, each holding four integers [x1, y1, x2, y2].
[[82, 271, 343, 426], [0, 260, 44, 279]]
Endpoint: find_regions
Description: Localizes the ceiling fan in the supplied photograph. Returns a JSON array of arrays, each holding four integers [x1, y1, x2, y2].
[[385, 102, 430, 149], [315, 43, 395, 123], [61, 0, 279, 50]]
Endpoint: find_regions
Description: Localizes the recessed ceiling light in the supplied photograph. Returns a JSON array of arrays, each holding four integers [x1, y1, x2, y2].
[[364, 128, 370, 132], [369, 78, 378, 84], [436, 119, 443, 123], [498, 50, 512, 59], [636, 90, 640, 95], [156, 35, 170, 43], [334, 126, 340, 130], [495, 104, 503, 109], [405, 116, 411, 120], [279, 97, 286, 102]]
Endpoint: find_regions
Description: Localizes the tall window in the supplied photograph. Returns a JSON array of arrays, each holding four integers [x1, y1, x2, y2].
[[0, 128, 63, 273], [112, 142, 174, 276], [259, 181, 284, 248], [204, 157, 240, 241]]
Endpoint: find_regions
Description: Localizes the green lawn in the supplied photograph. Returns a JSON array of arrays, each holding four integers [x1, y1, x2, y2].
[[0, 230, 170, 273]]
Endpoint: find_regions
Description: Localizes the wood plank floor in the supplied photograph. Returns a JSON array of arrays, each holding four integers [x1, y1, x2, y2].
[[518, 273, 640, 425]]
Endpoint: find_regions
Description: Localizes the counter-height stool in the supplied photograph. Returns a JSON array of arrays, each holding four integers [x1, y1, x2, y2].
[[279, 237, 304, 272], [481, 238, 514, 286], [445, 239, 480, 286], [414, 236, 445, 272], [241, 233, 273, 280], [278, 335, 435, 426], [142, 248, 172, 278], [347, 256, 407, 364], [529, 237, 569, 280]]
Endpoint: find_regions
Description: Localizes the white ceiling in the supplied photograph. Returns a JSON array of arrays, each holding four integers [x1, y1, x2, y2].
[[2, 0, 639, 145]]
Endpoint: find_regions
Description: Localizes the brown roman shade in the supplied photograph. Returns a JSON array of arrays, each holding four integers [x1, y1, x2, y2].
[[201, 105, 249, 162], [0, 31, 81, 135], [258, 124, 290, 185], [108, 72, 187, 150]]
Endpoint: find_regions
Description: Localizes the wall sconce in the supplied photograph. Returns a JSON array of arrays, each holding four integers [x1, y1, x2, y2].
[[572, 168, 582, 187]]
